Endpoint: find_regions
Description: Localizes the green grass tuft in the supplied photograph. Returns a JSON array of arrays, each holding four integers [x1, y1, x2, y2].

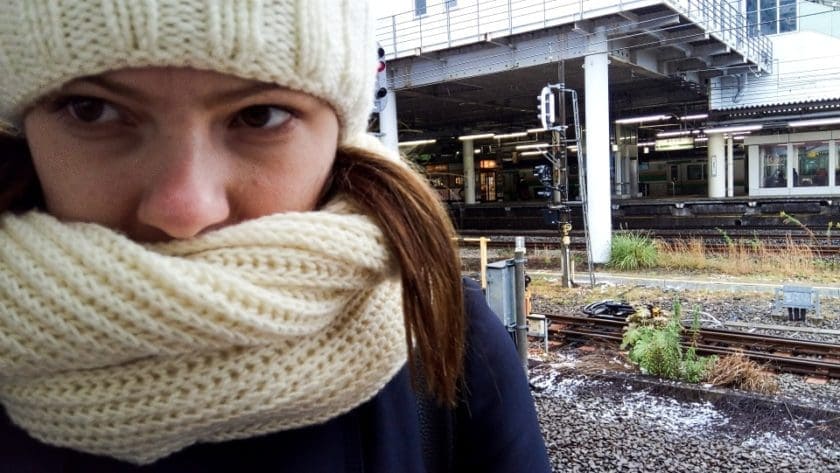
[[608, 232, 658, 270]]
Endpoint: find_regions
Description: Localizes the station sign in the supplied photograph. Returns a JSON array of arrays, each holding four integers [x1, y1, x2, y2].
[[655, 137, 695, 151]]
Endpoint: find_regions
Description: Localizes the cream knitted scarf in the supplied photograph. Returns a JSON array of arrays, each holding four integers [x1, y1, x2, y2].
[[0, 198, 407, 464]]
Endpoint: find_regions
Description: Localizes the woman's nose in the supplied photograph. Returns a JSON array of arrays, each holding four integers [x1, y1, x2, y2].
[[136, 131, 230, 240]]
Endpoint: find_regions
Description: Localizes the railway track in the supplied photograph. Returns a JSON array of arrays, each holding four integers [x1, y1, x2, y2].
[[458, 230, 840, 255], [542, 313, 840, 378]]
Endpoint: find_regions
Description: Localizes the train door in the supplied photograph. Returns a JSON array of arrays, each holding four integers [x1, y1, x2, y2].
[[479, 172, 495, 201], [478, 159, 500, 201], [669, 164, 679, 195]]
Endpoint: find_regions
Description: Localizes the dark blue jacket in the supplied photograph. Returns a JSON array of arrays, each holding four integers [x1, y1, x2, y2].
[[0, 279, 550, 472]]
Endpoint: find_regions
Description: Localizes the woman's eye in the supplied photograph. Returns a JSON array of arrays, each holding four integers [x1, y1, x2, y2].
[[65, 97, 120, 123], [234, 105, 291, 129]]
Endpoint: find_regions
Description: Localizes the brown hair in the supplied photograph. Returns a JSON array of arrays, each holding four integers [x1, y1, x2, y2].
[[330, 147, 465, 406], [0, 138, 466, 406], [0, 134, 43, 211]]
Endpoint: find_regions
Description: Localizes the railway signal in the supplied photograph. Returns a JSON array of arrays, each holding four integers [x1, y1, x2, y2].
[[373, 43, 388, 113], [534, 83, 594, 286]]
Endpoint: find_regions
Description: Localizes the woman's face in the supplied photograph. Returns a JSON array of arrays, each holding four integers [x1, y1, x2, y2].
[[24, 67, 340, 242]]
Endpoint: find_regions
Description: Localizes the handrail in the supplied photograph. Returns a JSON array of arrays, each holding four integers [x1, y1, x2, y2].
[[376, 0, 772, 74]]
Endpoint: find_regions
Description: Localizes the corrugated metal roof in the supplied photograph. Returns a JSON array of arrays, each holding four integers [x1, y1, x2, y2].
[[713, 95, 840, 111]]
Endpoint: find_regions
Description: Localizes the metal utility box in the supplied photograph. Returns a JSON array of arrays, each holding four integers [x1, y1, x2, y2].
[[774, 285, 820, 321], [485, 259, 516, 334]]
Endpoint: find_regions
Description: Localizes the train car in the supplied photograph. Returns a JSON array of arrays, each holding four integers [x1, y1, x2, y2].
[[638, 156, 746, 197]]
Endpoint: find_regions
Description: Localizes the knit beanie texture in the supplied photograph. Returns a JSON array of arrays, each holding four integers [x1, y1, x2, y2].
[[0, 0, 377, 142]]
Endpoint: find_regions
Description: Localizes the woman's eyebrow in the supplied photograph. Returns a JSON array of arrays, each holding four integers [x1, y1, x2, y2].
[[199, 83, 284, 107], [62, 77, 282, 107]]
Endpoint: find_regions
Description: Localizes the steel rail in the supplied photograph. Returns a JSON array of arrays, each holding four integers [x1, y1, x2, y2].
[[542, 313, 840, 378]]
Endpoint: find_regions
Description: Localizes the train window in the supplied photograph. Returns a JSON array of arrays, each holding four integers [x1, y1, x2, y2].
[[760, 144, 788, 188], [686, 164, 704, 181], [836, 143, 840, 187], [669, 165, 679, 181], [793, 141, 829, 187]]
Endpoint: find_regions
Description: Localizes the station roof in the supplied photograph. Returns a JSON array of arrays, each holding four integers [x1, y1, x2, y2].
[[376, 1, 772, 142]]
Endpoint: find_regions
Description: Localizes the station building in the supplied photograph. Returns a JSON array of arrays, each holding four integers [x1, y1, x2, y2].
[[373, 0, 840, 261]]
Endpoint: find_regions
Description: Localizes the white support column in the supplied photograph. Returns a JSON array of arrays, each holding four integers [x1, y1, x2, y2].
[[628, 154, 639, 197], [707, 133, 726, 198], [726, 136, 735, 197], [584, 27, 612, 264], [613, 148, 623, 196], [378, 89, 399, 154], [462, 139, 476, 204], [622, 154, 631, 196]]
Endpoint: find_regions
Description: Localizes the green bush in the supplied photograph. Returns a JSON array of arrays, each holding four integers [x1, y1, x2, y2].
[[621, 300, 716, 383], [621, 314, 682, 378], [609, 232, 658, 270]]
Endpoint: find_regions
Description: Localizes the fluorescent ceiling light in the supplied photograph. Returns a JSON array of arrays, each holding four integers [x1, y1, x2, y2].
[[474, 149, 482, 154], [615, 114, 670, 125], [519, 150, 544, 156], [515, 143, 549, 150], [680, 114, 709, 121], [694, 137, 709, 142], [656, 130, 700, 138], [458, 133, 495, 141], [527, 128, 548, 133], [788, 117, 840, 127], [398, 139, 436, 147], [703, 124, 762, 134], [636, 141, 656, 147], [567, 146, 578, 152], [495, 132, 528, 139]]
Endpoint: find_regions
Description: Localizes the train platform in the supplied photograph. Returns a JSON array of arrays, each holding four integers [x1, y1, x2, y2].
[[448, 194, 840, 231]]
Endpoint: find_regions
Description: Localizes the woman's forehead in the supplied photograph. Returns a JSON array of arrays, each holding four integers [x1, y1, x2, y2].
[[44, 67, 338, 116], [63, 67, 282, 98]]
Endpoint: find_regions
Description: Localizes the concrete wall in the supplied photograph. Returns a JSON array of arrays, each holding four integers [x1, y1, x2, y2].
[[710, 29, 840, 110], [799, 1, 840, 38]]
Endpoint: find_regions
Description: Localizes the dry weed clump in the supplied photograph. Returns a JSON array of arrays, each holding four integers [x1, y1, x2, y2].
[[655, 238, 709, 271], [654, 234, 819, 279], [705, 353, 779, 395]]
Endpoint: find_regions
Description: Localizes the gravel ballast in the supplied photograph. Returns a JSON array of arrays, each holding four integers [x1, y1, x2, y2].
[[531, 357, 839, 472], [519, 270, 839, 471]]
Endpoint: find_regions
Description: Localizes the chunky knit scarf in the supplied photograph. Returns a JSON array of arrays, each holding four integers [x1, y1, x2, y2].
[[0, 198, 407, 464]]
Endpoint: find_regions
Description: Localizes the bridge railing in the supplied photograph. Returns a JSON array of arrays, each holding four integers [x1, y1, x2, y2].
[[376, 0, 772, 72]]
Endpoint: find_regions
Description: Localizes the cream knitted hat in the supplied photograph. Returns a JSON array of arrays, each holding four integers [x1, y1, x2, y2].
[[0, 0, 377, 143]]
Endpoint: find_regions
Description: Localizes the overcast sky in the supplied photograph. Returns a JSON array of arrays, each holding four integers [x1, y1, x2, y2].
[[370, 0, 403, 17]]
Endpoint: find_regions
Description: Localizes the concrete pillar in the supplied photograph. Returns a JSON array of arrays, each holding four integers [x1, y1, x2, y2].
[[584, 27, 612, 264], [622, 155, 631, 195], [726, 137, 735, 197], [616, 124, 639, 196], [462, 139, 476, 204], [613, 147, 623, 196], [628, 154, 639, 197], [707, 133, 726, 198], [378, 89, 399, 154]]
